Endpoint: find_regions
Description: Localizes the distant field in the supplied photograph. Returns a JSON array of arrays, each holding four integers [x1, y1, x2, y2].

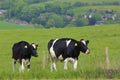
[[83, 6, 120, 13], [0, 24, 120, 79], [49, 0, 120, 4], [69, 5, 120, 16], [0, 21, 34, 30], [40, 0, 120, 17]]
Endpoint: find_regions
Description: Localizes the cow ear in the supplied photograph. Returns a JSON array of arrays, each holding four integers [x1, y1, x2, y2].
[[24, 45, 28, 48], [86, 40, 89, 44], [80, 39, 84, 41], [36, 44, 38, 47]]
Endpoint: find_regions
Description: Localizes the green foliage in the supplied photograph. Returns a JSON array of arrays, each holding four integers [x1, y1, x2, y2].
[[73, 18, 88, 27], [1, 0, 120, 28], [24, 0, 50, 4], [0, 15, 4, 20], [45, 4, 62, 14], [73, 1, 88, 7], [45, 18, 55, 28], [44, 13, 66, 28], [0, 0, 10, 9], [19, 5, 41, 22], [92, 13, 102, 21]]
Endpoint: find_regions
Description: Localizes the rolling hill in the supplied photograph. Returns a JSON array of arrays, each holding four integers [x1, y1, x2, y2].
[[0, 21, 34, 30]]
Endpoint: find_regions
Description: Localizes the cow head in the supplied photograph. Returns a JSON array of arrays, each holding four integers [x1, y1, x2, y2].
[[78, 39, 90, 54], [30, 43, 38, 57]]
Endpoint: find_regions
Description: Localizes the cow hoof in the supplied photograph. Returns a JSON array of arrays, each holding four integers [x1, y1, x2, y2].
[[27, 69, 30, 71]]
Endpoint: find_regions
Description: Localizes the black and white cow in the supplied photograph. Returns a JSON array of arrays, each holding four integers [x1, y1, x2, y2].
[[12, 41, 38, 72], [48, 38, 90, 71]]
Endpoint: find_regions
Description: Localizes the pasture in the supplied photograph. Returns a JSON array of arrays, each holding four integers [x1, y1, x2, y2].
[[0, 24, 120, 79], [0, 21, 33, 30], [48, 0, 120, 4]]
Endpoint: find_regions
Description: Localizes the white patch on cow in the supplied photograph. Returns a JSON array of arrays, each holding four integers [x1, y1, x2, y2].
[[67, 58, 75, 63], [17, 59, 20, 62], [32, 44, 36, 49], [73, 60, 78, 70], [26, 59, 30, 71], [64, 58, 78, 70], [58, 55, 63, 60], [64, 58, 68, 70], [85, 49, 90, 54], [51, 59, 57, 71], [19, 59, 25, 72], [81, 40, 86, 45], [25, 59, 30, 64], [24, 45, 27, 48], [50, 39, 58, 58], [64, 58, 74, 70], [66, 40, 71, 47]]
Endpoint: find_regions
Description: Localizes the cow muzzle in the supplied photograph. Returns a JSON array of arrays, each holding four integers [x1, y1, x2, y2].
[[34, 54, 38, 57], [85, 49, 90, 54]]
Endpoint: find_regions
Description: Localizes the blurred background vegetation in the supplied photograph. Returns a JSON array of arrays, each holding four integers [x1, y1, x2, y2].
[[0, 0, 120, 28]]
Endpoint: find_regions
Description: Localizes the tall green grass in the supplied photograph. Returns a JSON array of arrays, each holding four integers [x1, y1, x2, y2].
[[0, 24, 120, 79]]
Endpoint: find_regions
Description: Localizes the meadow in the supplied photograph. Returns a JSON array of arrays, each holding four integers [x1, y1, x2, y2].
[[0, 24, 120, 79], [47, 0, 120, 4], [0, 21, 33, 30]]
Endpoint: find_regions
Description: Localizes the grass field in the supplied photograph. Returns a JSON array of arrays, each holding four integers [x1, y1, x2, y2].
[[0, 21, 34, 30], [48, 0, 120, 4], [0, 24, 120, 79], [72, 5, 120, 16]]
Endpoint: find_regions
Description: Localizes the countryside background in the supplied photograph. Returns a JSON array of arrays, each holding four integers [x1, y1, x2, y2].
[[0, 0, 120, 79]]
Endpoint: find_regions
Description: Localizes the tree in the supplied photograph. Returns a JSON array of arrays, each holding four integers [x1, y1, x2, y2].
[[92, 13, 102, 21], [45, 4, 61, 14], [24, 0, 50, 4], [19, 5, 41, 22], [73, 18, 88, 27], [45, 19, 55, 28], [66, 9, 74, 16], [88, 18, 96, 25], [13, 0, 27, 17], [45, 13, 66, 28]]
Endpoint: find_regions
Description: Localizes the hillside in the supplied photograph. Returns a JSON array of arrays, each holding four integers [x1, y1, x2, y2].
[[0, 21, 34, 30], [0, 24, 120, 79], [0, 0, 120, 28], [51, 0, 120, 3]]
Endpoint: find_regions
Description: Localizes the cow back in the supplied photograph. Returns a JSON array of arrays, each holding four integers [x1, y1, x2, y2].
[[12, 41, 30, 59]]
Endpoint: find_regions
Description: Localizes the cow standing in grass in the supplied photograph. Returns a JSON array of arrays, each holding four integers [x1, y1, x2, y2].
[[12, 41, 38, 72], [48, 38, 90, 71]]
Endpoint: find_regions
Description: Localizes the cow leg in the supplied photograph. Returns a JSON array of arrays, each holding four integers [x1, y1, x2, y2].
[[64, 58, 78, 70], [64, 58, 68, 70], [51, 57, 57, 71], [73, 59, 78, 70], [64, 58, 74, 70], [12, 59, 16, 71], [19, 59, 25, 72], [26, 59, 30, 71]]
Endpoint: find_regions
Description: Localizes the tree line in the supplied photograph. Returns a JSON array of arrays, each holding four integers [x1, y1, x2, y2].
[[0, 0, 120, 28]]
